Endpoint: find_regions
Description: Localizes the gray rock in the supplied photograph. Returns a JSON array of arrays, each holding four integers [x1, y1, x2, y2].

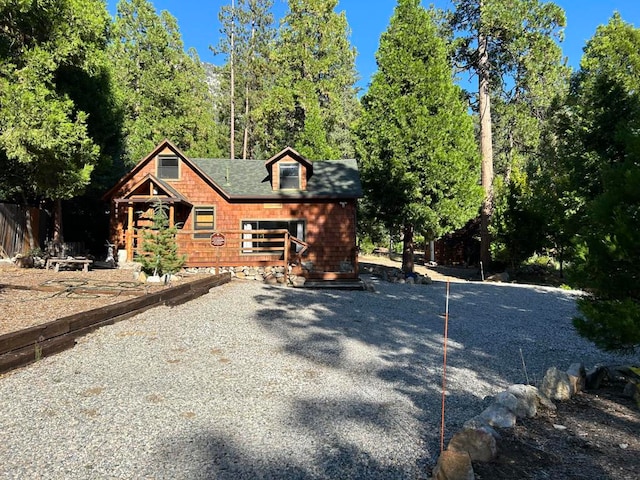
[[506, 384, 539, 418], [263, 275, 278, 285], [567, 362, 586, 394], [493, 391, 520, 415], [291, 276, 306, 287], [479, 404, 517, 428], [541, 366, 574, 400], [486, 272, 509, 282]]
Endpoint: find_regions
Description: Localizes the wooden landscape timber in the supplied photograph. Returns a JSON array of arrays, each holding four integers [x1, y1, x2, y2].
[[0, 273, 231, 374]]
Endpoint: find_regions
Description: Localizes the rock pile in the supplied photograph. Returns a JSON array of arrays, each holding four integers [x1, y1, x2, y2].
[[431, 362, 639, 480], [360, 264, 433, 285], [183, 265, 306, 286]]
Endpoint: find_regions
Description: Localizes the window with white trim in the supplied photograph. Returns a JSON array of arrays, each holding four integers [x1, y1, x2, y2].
[[279, 163, 300, 189], [241, 220, 305, 254]]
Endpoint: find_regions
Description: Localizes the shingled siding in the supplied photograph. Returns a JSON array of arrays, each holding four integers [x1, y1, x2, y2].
[[180, 200, 357, 274]]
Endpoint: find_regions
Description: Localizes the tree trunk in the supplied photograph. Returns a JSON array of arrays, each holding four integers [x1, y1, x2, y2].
[[21, 193, 35, 251], [402, 224, 414, 273], [242, 22, 256, 160], [229, 0, 236, 161], [53, 198, 64, 245], [242, 81, 250, 159], [478, 27, 494, 270]]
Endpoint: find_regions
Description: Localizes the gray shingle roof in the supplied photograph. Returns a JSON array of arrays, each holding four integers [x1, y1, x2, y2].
[[191, 158, 362, 199]]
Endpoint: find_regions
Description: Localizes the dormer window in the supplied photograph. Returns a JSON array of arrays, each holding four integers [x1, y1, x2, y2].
[[279, 163, 299, 189], [158, 155, 179, 179]]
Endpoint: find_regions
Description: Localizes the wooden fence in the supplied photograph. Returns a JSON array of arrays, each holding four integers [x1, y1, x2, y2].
[[0, 203, 41, 257]]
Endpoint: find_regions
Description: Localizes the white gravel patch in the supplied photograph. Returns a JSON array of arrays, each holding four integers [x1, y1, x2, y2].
[[0, 277, 635, 479]]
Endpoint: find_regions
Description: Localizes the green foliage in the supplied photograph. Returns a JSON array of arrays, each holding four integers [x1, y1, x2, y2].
[[0, 0, 112, 202], [356, 0, 482, 272], [109, 0, 223, 165], [540, 13, 640, 353], [490, 170, 545, 268], [450, 0, 569, 266], [575, 298, 640, 354], [213, 0, 276, 159], [357, 235, 376, 255], [136, 199, 186, 277], [254, 0, 359, 159]]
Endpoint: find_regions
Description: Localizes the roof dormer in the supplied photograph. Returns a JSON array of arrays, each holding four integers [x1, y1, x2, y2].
[[265, 147, 313, 191]]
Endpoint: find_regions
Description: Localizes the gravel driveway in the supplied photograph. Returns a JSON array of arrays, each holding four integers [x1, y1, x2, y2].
[[0, 276, 634, 479]]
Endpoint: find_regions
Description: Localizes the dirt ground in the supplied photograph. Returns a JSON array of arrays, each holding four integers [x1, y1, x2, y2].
[[0, 261, 200, 335], [473, 380, 640, 480], [1, 256, 639, 479]]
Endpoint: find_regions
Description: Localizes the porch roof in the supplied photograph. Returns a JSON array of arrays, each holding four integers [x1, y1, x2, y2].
[[112, 173, 193, 207]]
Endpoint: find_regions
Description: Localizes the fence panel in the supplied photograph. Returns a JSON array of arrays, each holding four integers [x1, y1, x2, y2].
[[0, 203, 40, 257]]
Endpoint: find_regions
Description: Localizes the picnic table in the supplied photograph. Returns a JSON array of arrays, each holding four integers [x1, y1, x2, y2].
[[45, 257, 93, 273]]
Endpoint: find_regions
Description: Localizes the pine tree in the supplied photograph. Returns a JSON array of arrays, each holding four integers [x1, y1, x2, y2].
[[109, 0, 223, 165], [137, 200, 186, 277], [543, 13, 640, 352], [213, 0, 276, 160], [356, 0, 482, 273], [0, 0, 113, 243], [451, 0, 568, 268], [254, 0, 359, 159]]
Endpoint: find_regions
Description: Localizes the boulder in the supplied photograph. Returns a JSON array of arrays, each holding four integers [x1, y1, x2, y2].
[[541, 366, 574, 400], [263, 274, 278, 285], [505, 384, 539, 418], [478, 404, 516, 428], [486, 272, 509, 282], [431, 450, 474, 480], [566, 363, 586, 394], [291, 276, 306, 287], [448, 428, 497, 462]]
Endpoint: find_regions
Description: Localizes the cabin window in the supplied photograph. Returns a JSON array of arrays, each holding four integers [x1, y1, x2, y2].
[[193, 207, 215, 238], [279, 163, 300, 189], [158, 155, 179, 179], [241, 220, 305, 254]]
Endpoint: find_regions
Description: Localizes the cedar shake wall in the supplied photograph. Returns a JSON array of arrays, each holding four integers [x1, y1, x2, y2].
[[183, 200, 357, 273]]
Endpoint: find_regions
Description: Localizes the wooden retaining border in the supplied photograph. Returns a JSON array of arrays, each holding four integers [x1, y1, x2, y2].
[[0, 273, 231, 375]]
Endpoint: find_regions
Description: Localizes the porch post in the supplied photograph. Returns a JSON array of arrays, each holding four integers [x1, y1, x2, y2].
[[169, 204, 175, 228], [126, 203, 134, 261], [284, 231, 290, 285]]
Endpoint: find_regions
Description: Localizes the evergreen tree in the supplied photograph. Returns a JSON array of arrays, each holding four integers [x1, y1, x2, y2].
[[542, 14, 640, 352], [0, 0, 113, 243], [109, 0, 223, 165], [137, 199, 186, 277], [255, 0, 359, 159], [356, 0, 482, 273], [213, 0, 276, 160], [451, 0, 567, 268]]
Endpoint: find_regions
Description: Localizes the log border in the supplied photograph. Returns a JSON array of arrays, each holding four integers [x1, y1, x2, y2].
[[0, 273, 231, 374]]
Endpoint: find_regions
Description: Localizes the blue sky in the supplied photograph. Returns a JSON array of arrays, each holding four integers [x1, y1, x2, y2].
[[107, 0, 640, 91]]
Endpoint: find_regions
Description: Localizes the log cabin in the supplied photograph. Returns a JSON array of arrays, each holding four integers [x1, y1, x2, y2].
[[103, 139, 362, 280]]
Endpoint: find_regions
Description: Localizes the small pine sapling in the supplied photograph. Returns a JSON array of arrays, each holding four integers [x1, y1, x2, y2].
[[136, 199, 186, 278]]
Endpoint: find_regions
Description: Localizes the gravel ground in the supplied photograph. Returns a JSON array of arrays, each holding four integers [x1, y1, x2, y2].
[[0, 276, 636, 479]]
